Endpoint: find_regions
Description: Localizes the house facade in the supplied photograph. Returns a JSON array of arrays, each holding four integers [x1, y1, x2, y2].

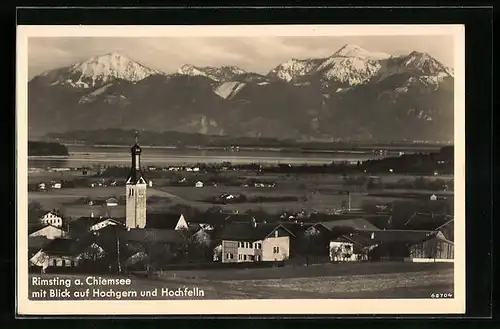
[[328, 235, 371, 262], [29, 225, 66, 240], [29, 238, 106, 272], [39, 211, 63, 228], [89, 218, 123, 232], [408, 232, 454, 262], [218, 224, 293, 263]]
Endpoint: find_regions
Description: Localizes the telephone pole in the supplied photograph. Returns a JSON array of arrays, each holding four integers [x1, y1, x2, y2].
[[116, 228, 122, 274]]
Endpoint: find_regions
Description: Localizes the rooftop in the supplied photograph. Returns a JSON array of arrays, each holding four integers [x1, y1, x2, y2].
[[315, 218, 381, 231], [217, 222, 294, 241], [120, 228, 185, 244]]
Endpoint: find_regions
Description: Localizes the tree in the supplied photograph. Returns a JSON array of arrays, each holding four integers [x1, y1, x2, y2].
[[28, 201, 44, 225], [177, 228, 214, 263], [330, 246, 343, 262]]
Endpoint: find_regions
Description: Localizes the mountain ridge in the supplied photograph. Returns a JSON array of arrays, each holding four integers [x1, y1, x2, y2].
[[28, 44, 454, 142]]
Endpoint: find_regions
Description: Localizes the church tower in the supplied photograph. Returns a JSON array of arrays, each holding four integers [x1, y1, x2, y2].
[[125, 131, 147, 229]]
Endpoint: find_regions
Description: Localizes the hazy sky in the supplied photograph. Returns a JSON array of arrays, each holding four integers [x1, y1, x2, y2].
[[28, 35, 454, 79]]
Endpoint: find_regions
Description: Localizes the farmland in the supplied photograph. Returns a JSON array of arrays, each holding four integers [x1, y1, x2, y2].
[[28, 182, 415, 218], [27, 165, 455, 218]]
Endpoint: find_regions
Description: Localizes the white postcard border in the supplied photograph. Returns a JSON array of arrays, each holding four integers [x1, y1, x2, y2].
[[16, 24, 466, 316]]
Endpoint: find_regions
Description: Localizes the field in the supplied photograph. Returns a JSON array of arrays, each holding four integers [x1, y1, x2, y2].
[[27, 169, 448, 217], [29, 262, 453, 300]]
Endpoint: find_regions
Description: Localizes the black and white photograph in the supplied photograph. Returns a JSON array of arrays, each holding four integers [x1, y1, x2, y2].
[[17, 24, 465, 315]]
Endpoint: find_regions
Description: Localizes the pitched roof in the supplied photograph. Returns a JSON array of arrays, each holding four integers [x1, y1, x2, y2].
[[120, 228, 185, 244], [315, 218, 380, 231], [28, 223, 62, 235], [218, 223, 294, 241], [41, 238, 83, 256], [435, 218, 454, 231], [356, 229, 437, 245], [279, 222, 315, 236], [404, 212, 452, 230], [28, 236, 52, 250], [126, 167, 146, 185], [71, 217, 122, 229], [337, 233, 380, 247], [145, 213, 183, 230]]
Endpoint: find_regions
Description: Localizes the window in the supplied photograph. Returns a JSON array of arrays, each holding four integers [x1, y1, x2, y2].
[[62, 259, 66, 266], [238, 254, 242, 260], [52, 259, 57, 266], [226, 253, 230, 259], [244, 255, 247, 261], [230, 253, 234, 259]]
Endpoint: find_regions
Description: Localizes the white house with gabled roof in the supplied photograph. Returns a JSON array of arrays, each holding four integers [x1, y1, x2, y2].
[[39, 211, 63, 228]]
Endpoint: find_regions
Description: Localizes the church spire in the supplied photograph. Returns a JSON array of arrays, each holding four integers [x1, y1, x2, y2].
[[126, 130, 145, 184]]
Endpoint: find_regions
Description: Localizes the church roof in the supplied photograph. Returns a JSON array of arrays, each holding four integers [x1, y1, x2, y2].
[[126, 167, 146, 185], [145, 213, 184, 230]]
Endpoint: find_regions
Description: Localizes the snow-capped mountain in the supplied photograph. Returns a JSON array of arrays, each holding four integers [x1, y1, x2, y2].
[[315, 56, 383, 87], [333, 44, 391, 61], [31, 52, 164, 89], [268, 44, 453, 91], [267, 58, 324, 82], [379, 51, 453, 80], [28, 46, 454, 142], [177, 64, 247, 82]]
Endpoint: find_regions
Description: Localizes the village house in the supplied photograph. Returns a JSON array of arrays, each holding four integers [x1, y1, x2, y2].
[[68, 217, 125, 238], [39, 211, 63, 228], [215, 223, 295, 263], [29, 224, 66, 240], [119, 228, 186, 270], [29, 238, 106, 273], [328, 233, 377, 262], [28, 236, 52, 261], [106, 197, 119, 207], [408, 231, 454, 262], [195, 181, 204, 188], [435, 218, 454, 241]]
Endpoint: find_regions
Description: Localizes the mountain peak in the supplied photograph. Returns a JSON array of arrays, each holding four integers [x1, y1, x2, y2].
[[334, 44, 391, 61], [401, 51, 451, 77], [177, 64, 246, 81], [35, 52, 163, 88]]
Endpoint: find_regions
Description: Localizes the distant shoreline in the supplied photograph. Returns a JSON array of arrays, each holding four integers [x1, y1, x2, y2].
[[60, 143, 444, 154]]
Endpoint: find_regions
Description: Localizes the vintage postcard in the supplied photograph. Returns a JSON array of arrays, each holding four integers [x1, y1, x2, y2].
[[16, 24, 465, 316]]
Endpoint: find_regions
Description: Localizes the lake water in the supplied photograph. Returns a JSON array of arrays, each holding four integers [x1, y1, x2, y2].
[[28, 144, 406, 169]]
